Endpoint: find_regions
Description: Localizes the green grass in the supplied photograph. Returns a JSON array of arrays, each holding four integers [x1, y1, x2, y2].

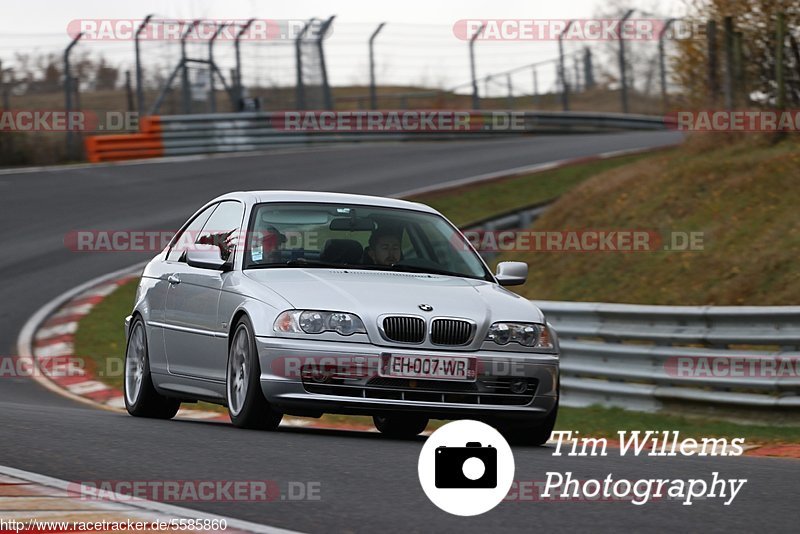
[[496, 134, 800, 305], [409, 152, 654, 227], [73, 280, 138, 391], [555, 406, 800, 444]]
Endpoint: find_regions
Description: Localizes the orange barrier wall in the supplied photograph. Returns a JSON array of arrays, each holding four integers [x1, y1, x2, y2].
[[84, 117, 163, 163]]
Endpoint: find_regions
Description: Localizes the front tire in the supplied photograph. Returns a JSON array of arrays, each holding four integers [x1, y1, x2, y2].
[[373, 414, 429, 438], [124, 317, 181, 419], [226, 317, 283, 430], [497, 402, 559, 446]]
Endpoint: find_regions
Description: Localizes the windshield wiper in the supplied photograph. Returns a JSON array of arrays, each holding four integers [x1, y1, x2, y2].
[[247, 258, 347, 269], [376, 263, 483, 280], [284, 258, 349, 268]]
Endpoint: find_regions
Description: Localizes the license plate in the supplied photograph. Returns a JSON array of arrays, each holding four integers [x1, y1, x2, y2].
[[381, 354, 476, 381]]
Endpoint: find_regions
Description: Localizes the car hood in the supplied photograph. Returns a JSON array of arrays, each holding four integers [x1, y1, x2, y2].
[[243, 268, 543, 326]]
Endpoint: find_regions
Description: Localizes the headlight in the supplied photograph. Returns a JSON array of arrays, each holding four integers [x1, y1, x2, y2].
[[274, 310, 366, 336], [299, 311, 325, 333], [486, 322, 553, 349]]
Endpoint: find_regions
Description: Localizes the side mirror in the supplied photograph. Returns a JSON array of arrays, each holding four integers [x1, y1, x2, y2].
[[495, 261, 528, 286], [186, 245, 231, 271]]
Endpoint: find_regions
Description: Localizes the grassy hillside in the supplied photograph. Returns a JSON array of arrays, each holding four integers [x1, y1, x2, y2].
[[410, 152, 653, 227], [504, 134, 800, 305]]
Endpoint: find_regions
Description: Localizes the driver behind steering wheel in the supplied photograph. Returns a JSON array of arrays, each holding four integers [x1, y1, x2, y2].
[[366, 228, 402, 266]]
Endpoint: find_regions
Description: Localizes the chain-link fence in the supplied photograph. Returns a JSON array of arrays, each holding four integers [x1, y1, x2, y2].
[[1, 15, 691, 118], [3, 9, 800, 165]]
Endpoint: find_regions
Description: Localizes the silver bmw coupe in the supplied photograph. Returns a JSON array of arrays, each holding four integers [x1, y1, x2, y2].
[[124, 191, 559, 444]]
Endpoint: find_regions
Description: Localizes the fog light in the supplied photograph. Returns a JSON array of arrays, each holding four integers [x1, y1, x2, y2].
[[509, 379, 528, 394], [309, 369, 332, 383]]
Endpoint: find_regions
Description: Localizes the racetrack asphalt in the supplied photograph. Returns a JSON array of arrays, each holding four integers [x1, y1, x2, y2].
[[4, 131, 796, 533]]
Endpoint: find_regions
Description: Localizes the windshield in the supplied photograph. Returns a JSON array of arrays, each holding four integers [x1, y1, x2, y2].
[[244, 202, 491, 281]]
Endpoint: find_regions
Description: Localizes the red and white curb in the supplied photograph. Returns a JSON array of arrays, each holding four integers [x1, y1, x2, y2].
[[0, 464, 306, 534], [33, 271, 140, 410], [16, 262, 310, 427]]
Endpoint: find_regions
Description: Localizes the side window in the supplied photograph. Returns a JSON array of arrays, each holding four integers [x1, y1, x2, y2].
[[166, 204, 218, 262], [196, 201, 245, 262]]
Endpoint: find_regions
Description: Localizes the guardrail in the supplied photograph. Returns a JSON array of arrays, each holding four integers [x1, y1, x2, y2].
[[84, 111, 674, 163], [534, 300, 800, 414]]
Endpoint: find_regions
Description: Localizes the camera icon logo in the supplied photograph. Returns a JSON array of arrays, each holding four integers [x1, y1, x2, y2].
[[418, 420, 515, 516], [435, 442, 497, 488]]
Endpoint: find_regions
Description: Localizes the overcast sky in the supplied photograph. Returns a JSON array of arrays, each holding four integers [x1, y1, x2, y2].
[[2, 0, 684, 31], [1, 0, 686, 94]]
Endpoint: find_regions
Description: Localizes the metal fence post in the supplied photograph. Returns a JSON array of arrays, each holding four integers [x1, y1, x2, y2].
[[208, 23, 228, 113], [789, 34, 800, 106], [317, 15, 336, 110], [135, 14, 153, 115], [532, 67, 539, 107], [369, 22, 386, 110], [658, 18, 675, 110], [181, 20, 199, 114], [506, 73, 513, 108], [295, 19, 314, 110], [583, 47, 595, 90], [234, 18, 255, 111], [125, 70, 134, 112], [707, 20, 719, 106], [723, 16, 735, 110], [733, 31, 745, 106], [618, 9, 634, 113], [776, 12, 786, 110], [558, 20, 574, 111], [573, 56, 580, 93], [64, 32, 83, 160], [1, 68, 9, 110], [469, 24, 484, 109]]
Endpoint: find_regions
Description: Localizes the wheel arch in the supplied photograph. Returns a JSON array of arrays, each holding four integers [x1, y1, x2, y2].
[[228, 309, 252, 350]]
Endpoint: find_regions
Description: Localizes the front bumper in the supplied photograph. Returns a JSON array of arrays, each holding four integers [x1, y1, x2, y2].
[[255, 336, 558, 420]]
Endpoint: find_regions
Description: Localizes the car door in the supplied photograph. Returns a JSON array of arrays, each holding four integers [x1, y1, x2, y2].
[[163, 200, 244, 381], [147, 203, 217, 375]]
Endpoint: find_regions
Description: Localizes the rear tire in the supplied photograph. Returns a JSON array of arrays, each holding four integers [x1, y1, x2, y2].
[[124, 317, 181, 419], [226, 317, 283, 430], [373, 414, 429, 438]]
